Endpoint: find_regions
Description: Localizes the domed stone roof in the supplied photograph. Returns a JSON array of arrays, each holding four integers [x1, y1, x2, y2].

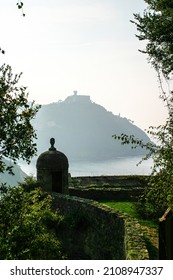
[[36, 138, 69, 171]]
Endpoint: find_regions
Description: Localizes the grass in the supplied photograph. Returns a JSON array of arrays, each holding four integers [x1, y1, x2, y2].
[[100, 201, 159, 259], [104, 201, 136, 216], [101, 201, 157, 227]]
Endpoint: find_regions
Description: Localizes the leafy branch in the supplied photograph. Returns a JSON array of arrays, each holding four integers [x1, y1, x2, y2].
[[17, 1, 25, 17], [0, 64, 41, 174], [0, 48, 5, 55], [112, 133, 158, 164]]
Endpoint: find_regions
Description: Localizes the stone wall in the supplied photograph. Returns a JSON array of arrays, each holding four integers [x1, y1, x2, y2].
[[70, 175, 148, 187], [52, 193, 149, 260], [69, 187, 143, 201], [69, 175, 149, 201]]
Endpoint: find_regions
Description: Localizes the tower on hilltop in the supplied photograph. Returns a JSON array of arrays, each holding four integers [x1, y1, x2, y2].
[[64, 91, 91, 103]]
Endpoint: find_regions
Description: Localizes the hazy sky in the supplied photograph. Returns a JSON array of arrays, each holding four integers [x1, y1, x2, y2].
[[0, 0, 168, 131]]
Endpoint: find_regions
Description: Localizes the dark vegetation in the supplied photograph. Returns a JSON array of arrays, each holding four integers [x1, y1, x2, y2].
[[0, 178, 65, 259], [0, 64, 40, 175]]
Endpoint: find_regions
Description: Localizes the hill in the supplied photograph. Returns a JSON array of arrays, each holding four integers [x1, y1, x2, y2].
[[33, 92, 151, 161], [0, 159, 26, 187]]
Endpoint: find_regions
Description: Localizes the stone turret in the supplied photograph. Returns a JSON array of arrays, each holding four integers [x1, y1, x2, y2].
[[36, 138, 69, 194]]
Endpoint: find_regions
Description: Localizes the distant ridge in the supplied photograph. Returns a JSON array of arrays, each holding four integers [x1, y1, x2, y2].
[[33, 92, 151, 161], [0, 159, 26, 186]]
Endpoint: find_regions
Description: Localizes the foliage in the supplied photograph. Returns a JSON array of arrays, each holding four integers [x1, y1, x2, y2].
[[113, 0, 173, 218], [131, 0, 173, 78], [0, 48, 5, 55], [17, 1, 25, 17], [0, 64, 40, 174], [0, 177, 64, 259], [113, 102, 173, 218]]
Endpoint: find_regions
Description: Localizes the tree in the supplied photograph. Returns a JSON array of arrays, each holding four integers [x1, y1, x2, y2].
[[131, 0, 173, 79], [0, 177, 64, 260], [113, 0, 173, 218], [0, 1, 39, 174], [0, 64, 40, 174]]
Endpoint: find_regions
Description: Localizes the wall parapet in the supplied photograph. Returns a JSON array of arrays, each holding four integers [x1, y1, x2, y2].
[[69, 175, 148, 201], [52, 193, 149, 260]]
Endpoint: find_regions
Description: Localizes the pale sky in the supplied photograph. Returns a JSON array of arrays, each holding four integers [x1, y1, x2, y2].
[[0, 0, 168, 131]]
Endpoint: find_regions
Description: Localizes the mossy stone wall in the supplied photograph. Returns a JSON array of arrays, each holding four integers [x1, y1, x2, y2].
[[52, 193, 149, 260], [69, 175, 148, 201]]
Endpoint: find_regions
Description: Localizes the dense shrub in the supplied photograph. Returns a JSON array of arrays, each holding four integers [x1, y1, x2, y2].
[[0, 177, 64, 259]]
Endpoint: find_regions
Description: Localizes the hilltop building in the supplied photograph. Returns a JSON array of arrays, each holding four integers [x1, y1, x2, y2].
[[64, 91, 91, 104]]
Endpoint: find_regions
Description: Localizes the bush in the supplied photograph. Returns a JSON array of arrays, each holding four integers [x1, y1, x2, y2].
[[0, 177, 65, 259]]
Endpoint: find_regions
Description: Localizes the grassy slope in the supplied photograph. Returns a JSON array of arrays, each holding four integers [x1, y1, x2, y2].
[[101, 201, 158, 260]]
